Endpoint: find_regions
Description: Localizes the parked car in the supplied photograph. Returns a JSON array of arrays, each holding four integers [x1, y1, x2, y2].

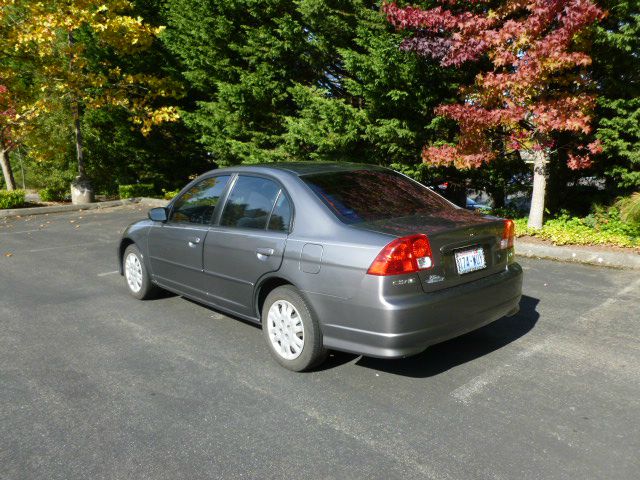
[[466, 197, 492, 211], [118, 163, 522, 371], [428, 180, 467, 207]]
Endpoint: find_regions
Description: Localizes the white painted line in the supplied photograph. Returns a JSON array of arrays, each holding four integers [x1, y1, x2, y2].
[[0, 229, 43, 236], [27, 240, 111, 253], [451, 342, 546, 405], [451, 276, 640, 405], [97, 270, 120, 277]]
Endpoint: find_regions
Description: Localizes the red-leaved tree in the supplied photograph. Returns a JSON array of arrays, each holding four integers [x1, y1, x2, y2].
[[384, 0, 605, 228]]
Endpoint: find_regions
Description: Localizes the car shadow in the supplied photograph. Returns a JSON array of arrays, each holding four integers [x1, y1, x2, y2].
[[318, 295, 540, 377]]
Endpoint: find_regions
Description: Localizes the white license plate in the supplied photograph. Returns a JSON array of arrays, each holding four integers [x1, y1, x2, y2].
[[454, 247, 486, 274]]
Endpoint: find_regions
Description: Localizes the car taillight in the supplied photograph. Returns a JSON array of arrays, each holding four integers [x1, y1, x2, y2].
[[500, 219, 515, 249], [367, 234, 433, 276]]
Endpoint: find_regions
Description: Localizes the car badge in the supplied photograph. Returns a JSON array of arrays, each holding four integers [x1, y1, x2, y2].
[[426, 275, 445, 284]]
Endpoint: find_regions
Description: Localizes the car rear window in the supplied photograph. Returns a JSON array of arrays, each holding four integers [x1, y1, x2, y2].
[[302, 169, 455, 224]]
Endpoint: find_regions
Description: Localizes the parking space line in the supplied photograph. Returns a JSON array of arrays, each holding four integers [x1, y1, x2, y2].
[[452, 276, 640, 405], [27, 240, 112, 253], [0, 229, 43, 235], [97, 270, 120, 277]]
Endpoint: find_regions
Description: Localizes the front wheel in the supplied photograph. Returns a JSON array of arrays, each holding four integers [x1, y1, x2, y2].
[[123, 244, 159, 300], [262, 285, 327, 371]]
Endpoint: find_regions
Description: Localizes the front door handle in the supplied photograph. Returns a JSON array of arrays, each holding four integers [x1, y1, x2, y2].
[[256, 247, 274, 259], [188, 237, 201, 248]]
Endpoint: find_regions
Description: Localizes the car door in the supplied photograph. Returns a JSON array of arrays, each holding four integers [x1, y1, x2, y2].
[[147, 175, 231, 299], [202, 174, 293, 316]]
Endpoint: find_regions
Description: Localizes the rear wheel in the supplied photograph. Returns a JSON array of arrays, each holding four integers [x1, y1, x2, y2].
[[123, 244, 159, 300], [262, 285, 327, 371]]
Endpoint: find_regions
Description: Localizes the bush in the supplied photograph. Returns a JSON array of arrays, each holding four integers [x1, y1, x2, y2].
[[514, 208, 640, 248], [162, 188, 180, 200], [615, 192, 640, 225], [0, 190, 26, 209], [488, 206, 527, 219], [39, 187, 67, 202], [118, 183, 155, 199]]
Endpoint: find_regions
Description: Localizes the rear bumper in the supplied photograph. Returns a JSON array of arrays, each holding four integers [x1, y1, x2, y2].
[[316, 263, 523, 358]]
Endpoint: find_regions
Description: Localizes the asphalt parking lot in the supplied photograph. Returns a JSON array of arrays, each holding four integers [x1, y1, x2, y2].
[[1, 205, 639, 480]]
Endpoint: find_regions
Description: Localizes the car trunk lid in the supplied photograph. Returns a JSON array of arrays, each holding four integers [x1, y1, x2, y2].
[[352, 210, 509, 292]]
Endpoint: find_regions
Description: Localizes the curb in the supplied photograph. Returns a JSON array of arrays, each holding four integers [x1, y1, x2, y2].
[[0, 197, 168, 219], [516, 240, 640, 270], [139, 197, 170, 208]]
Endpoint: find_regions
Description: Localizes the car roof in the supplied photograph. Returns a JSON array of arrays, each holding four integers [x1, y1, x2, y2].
[[211, 162, 386, 177]]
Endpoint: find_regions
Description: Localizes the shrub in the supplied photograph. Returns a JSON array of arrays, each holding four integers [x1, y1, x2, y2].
[[615, 192, 640, 225], [118, 183, 155, 199], [39, 187, 67, 202], [514, 208, 640, 248], [0, 190, 26, 209], [162, 188, 180, 200], [488, 206, 527, 219]]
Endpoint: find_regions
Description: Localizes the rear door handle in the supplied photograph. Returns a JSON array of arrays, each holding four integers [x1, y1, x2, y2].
[[188, 237, 201, 248], [256, 247, 274, 258]]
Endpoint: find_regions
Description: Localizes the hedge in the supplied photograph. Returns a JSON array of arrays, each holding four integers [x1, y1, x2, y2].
[[39, 187, 67, 202], [0, 190, 26, 209], [119, 183, 155, 199]]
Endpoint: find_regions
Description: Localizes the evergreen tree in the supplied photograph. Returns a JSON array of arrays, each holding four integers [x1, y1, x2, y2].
[[282, 2, 464, 166], [162, 0, 463, 166], [593, 0, 640, 191], [162, 0, 322, 164]]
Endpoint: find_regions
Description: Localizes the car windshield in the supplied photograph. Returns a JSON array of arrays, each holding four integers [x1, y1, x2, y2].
[[302, 169, 456, 224]]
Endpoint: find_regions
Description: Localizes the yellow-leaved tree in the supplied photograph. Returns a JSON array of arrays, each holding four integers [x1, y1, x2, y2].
[[0, 0, 181, 201]]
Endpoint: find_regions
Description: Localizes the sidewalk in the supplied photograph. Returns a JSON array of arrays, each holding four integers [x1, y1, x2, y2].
[[516, 239, 640, 270], [0, 197, 168, 219]]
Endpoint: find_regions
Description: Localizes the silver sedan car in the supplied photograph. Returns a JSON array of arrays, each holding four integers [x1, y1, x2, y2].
[[119, 163, 522, 371]]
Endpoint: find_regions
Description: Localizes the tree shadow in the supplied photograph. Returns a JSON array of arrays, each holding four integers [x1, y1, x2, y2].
[[351, 295, 540, 378]]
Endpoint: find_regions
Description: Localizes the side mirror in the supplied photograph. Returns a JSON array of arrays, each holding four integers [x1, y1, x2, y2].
[[148, 207, 168, 222]]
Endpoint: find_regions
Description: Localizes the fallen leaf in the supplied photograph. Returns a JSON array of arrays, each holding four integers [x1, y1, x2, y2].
[[4, 252, 13, 257]]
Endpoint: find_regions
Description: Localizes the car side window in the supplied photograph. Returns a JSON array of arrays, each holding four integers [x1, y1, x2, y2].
[[268, 192, 292, 233], [220, 176, 281, 230], [170, 175, 230, 225]]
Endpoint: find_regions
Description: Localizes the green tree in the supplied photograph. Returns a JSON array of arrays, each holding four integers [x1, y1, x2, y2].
[[163, 0, 321, 165], [593, 0, 640, 191], [162, 1, 466, 167], [282, 2, 465, 166]]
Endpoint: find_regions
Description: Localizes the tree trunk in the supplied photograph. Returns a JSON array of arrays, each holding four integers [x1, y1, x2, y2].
[[72, 100, 86, 180], [70, 101, 94, 204], [0, 148, 16, 191], [68, 31, 93, 204], [527, 150, 549, 229]]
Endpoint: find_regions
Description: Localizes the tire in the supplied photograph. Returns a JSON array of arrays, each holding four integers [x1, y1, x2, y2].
[[262, 285, 328, 372], [123, 244, 159, 300]]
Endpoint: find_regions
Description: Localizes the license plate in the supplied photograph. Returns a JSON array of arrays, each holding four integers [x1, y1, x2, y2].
[[454, 247, 486, 275]]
